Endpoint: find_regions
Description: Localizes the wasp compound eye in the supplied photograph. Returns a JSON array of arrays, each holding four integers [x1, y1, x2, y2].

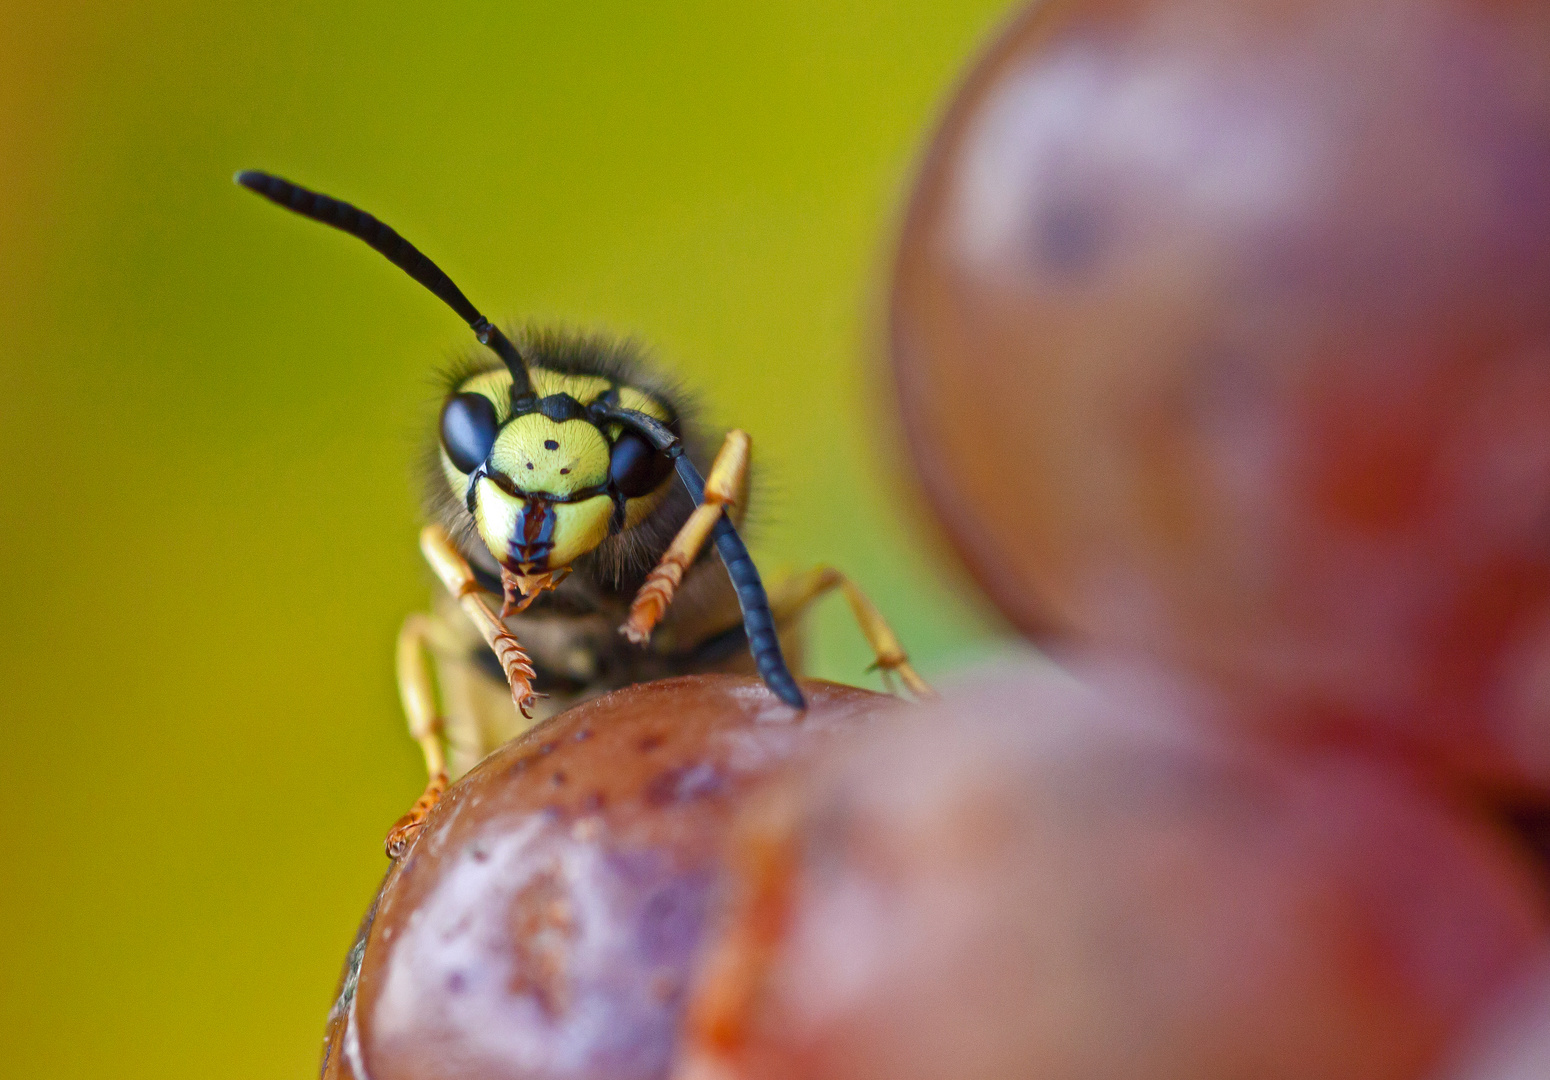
[[440, 393, 500, 473], [609, 430, 675, 498]]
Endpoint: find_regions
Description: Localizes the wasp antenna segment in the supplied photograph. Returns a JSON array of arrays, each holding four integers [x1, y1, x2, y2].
[[710, 513, 806, 709], [595, 406, 682, 453]]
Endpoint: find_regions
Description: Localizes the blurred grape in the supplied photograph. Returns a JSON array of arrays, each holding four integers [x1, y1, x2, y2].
[[680, 663, 1548, 1080], [893, 0, 1550, 793], [1440, 962, 1550, 1080]]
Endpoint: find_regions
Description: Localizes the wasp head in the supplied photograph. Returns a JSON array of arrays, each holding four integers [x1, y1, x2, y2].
[[439, 365, 679, 583]]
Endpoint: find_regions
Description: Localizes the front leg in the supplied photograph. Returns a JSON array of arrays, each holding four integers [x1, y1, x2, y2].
[[596, 410, 803, 708], [623, 430, 750, 644], [420, 525, 542, 718]]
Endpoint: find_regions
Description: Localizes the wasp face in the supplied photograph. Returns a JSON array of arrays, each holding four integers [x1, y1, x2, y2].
[[438, 366, 678, 579]]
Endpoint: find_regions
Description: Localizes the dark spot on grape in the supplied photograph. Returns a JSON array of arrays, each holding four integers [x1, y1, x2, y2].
[[639, 733, 664, 752], [551, 771, 568, 787], [573, 728, 593, 742], [1035, 199, 1104, 275]]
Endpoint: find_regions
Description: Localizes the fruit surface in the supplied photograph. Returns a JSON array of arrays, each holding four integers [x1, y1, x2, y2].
[[324, 675, 891, 1080], [893, 0, 1550, 790]]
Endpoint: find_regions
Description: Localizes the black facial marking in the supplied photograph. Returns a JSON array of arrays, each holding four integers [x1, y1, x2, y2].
[[544, 438, 559, 450], [534, 394, 587, 423], [508, 498, 558, 570], [440, 393, 499, 474], [609, 489, 627, 534]]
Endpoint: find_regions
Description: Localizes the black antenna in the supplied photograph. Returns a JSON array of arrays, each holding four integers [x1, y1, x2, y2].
[[235, 170, 537, 405]]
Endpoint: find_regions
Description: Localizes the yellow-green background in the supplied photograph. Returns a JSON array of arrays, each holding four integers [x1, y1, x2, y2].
[[0, 3, 1013, 1076]]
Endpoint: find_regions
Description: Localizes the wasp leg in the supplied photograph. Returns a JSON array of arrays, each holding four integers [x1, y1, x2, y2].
[[420, 525, 543, 719], [622, 430, 751, 644], [385, 612, 450, 858], [767, 568, 935, 700]]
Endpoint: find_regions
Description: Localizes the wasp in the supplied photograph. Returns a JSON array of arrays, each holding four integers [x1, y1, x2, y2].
[[236, 171, 931, 856]]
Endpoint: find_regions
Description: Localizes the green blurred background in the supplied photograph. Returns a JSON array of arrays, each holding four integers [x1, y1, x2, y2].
[[0, 3, 1012, 1076]]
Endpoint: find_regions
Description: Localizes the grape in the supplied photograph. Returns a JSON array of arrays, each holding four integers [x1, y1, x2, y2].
[[322, 675, 892, 1080], [681, 663, 1546, 1080], [893, 0, 1550, 791]]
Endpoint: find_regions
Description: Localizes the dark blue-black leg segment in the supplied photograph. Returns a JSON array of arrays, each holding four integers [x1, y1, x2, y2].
[[674, 455, 806, 709]]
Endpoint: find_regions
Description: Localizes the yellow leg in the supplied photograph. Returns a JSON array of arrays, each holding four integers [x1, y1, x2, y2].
[[384, 613, 449, 859], [384, 531, 546, 859], [396, 613, 447, 776], [767, 567, 935, 699], [622, 430, 751, 644], [420, 525, 542, 717]]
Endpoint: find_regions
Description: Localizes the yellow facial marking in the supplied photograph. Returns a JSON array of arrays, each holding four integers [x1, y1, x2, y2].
[[471, 478, 614, 572], [473, 477, 521, 561], [454, 366, 614, 423], [616, 386, 671, 422], [489, 414, 609, 498], [623, 486, 669, 529], [533, 368, 612, 403], [549, 496, 614, 568], [455, 369, 515, 423]]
